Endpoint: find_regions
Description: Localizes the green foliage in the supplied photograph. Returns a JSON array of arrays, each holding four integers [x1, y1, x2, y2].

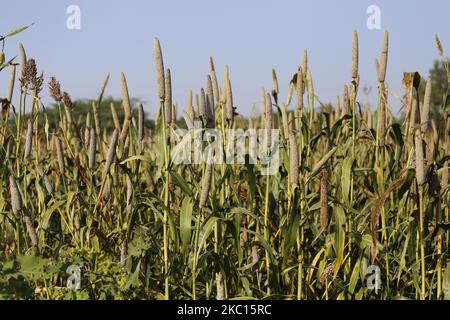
[[42, 97, 154, 132], [1, 26, 449, 301]]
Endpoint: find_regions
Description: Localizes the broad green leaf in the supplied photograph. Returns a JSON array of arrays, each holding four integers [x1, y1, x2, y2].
[[171, 171, 193, 197], [0, 24, 33, 41], [333, 206, 346, 275], [180, 197, 193, 253]]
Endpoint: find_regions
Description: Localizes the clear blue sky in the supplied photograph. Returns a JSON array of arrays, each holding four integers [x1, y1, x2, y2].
[[1, 0, 449, 117]]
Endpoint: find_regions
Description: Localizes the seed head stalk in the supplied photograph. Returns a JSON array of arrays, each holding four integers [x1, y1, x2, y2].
[[161, 99, 170, 300], [154, 37, 171, 300], [263, 93, 273, 296]]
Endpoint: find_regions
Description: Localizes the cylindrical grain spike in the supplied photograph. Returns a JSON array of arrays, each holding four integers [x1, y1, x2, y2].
[[7, 65, 16, 103], [10, 175, 22, 217], [10, 174, 38, 246], [220, 65, 229, 104], [103, 180, 111, 202], [216, 272, 225, 300], [110, 102, 121, 131], [55, 136, 65, 174], [352, 30, 359, 80], [88, 127, 97, 170], [164, 68, 172, 125], [23, 211, 38, 247], [226, 79, 234, 122], [306, 69, 314, 103], [379, 87, 387, 147], [272, 69, 279, 97], [210, 57, 221, 104], [421, 77, 432, 134], [378, 31, 389, 83], [436, 35, 444, 57], [302, 50, 308, 75], [195, 94, 200, 120], [199, 88, 206, 119], [265, 93, 272, 146], [84, 112, 91, 148], [342, 85, 349, 116], [63, 92, 74, 125], [260, 87, 266, 125], [18, 43, 27, 78], [122, 134, 131, 158], [37, 165, 54, 194], [335, 96, 340, 119], [206, 75, 215, 127], [296, 67, 304, 111], [120, 72, 132, 120], [183, 111, 194, 130], [309, 146, 338, 178], [104, 129, 119, 174], [126, 174, 133, 207], [199, 164, 213, 207], [410, 94, 419, 137], [100, 72, 110, 100], [119, 117, 130, 143], [138, 104, 145, 140], [286, 83, 294, 106], [206, 76, 215, 126], [289, 115, 299, 187], [187, 90, 194, 120], [172, 103, 177, 126], [413, 90, 425, 185], [210, 56, 216, 72], [92, 102, 101, 140], [320, 170, 329, 229], [154, 37, 165, 101], [281, 104, 289, 140]]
